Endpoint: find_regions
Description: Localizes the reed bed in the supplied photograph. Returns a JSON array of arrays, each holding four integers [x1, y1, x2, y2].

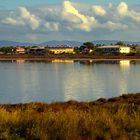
[[0, 93, 140, 140]]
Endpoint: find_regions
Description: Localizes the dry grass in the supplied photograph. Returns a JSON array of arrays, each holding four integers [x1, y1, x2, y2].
[[0, 93, 140, 140]]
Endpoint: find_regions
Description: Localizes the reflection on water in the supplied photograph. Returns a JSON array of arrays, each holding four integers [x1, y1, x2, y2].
[[120, 60, 130, 67], [16, 59, 25, 64], [52, 59, 74, 63], [0, 59, 140, 103]]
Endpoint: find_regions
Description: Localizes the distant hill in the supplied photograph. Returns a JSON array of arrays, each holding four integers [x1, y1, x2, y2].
[[0, 41, 36, 47], [92, 40, 140, 45], [0, 40, 139, 47], [39, 40, 83, 47]]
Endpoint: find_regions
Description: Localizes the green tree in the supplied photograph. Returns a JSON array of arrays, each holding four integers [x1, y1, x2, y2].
[[83, 42, 95, 49], [0, 46, 14, 54], [115, 41, 125, 46], [79, 42, 96, 54]]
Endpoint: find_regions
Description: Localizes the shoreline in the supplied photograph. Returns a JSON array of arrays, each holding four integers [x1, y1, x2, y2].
[[1, 93, 140, 106], [0, 54, 140, 61]]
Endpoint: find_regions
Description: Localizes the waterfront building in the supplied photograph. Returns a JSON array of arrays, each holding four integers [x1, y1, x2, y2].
[[28, 47, 46, 55], [97, 45, 130, 54], [49, 47, 74, 54], [15, 47, 26, 54]]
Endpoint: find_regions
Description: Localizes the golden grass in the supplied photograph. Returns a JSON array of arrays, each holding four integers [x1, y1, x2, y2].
[[0, 94, 140, 140]]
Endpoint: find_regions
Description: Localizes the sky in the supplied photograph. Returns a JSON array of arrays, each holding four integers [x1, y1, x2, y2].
[[0, 0, 140, 43]]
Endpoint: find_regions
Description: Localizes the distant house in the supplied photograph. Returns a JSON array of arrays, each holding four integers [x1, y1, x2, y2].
[[119, 46, 130, 53], [97, 45, 130, 54], [48, 47, 74, 54], [15, 47, 26, 54], [28, 47, 46, 55]]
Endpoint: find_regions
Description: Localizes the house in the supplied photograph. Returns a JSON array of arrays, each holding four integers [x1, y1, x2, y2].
[[119, 46, 130, 53], [48, 47, 74, 54], [97, 45, 130, 54], [28, 47, 46, 55], [15, 47, 26, 54]]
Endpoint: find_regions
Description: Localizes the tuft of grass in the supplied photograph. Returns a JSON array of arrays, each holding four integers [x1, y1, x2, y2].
[[0, 93, 140, 139]]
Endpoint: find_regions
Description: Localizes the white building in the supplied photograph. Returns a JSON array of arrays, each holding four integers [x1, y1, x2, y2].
[[97, 45, 130, 54], [119, 46, 130, 53]]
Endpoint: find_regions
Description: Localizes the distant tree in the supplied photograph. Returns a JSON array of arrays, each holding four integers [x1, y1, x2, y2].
[[79, 42, 96, 54], [0, 46, 14, 54], [96, 44, 102, 47], [115, 41, 125, 46], [74, 47, 80, 54], [83, 42, 95, 49]]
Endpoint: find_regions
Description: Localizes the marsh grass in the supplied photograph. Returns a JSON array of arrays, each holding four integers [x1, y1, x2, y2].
[[0, 94, 140, 140]]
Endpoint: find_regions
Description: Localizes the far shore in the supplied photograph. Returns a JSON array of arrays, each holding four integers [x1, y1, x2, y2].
[[0, 54, 140, 61]]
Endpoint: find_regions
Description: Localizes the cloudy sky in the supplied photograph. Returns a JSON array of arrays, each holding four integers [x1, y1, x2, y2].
[[0, 0, 140, 43]]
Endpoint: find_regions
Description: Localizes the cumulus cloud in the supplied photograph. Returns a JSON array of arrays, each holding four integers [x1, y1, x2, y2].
[[44, 22, 59, 31], [2, 7, 40, 30], [117, 2, 140, 22], [2, 17, 25, 26], [62, 0, 97, 32], [128, 11, 140, 22], [19, 7, 40, 30], [117, 2, 128, 16], [109, 3, 113, 8], [105, 21, 128, 31], [92, 5, 106, 16]]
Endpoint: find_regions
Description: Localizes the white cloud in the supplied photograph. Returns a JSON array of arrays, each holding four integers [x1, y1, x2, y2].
[[2, 17, 25, 26], [128, 10, 140, 22], [117, 2, 140, 22], [92, 5, 106, 16], [62, 0, 97, 32], [109, 3, 113, 8], [117, 2, 128, 16], [105, 21, 128, 31], [2, 7, 40, 30], [44, 22, 59, 31], [19, 7, 40, 30]]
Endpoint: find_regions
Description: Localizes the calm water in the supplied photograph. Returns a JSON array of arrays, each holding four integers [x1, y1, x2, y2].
[[0, 59, 140, 104]]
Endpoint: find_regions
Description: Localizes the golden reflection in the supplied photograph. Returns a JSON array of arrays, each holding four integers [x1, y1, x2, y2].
[[16, 59, 25, 64], [120, 60, 130, 67], [52, 59, 74, 63], [119, 60, 130, 95], [89, 60, 93, 63]]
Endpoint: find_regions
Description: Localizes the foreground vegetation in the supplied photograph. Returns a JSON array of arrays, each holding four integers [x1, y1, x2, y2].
[[0, 93, 140, 140]]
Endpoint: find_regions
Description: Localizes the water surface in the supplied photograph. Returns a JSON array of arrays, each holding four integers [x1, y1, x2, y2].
[[0, 59, 140, 103]]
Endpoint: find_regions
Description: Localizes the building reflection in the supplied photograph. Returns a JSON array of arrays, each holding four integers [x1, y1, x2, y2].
[[119, 60, 130, 95], [16, 59, 25, 64], [52, 59, 74, 63], [79, 60, 91, 65], [120, 60, 130, 67]]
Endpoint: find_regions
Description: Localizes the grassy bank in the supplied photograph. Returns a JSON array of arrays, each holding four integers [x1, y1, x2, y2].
[[0, 93, 140, 140]]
